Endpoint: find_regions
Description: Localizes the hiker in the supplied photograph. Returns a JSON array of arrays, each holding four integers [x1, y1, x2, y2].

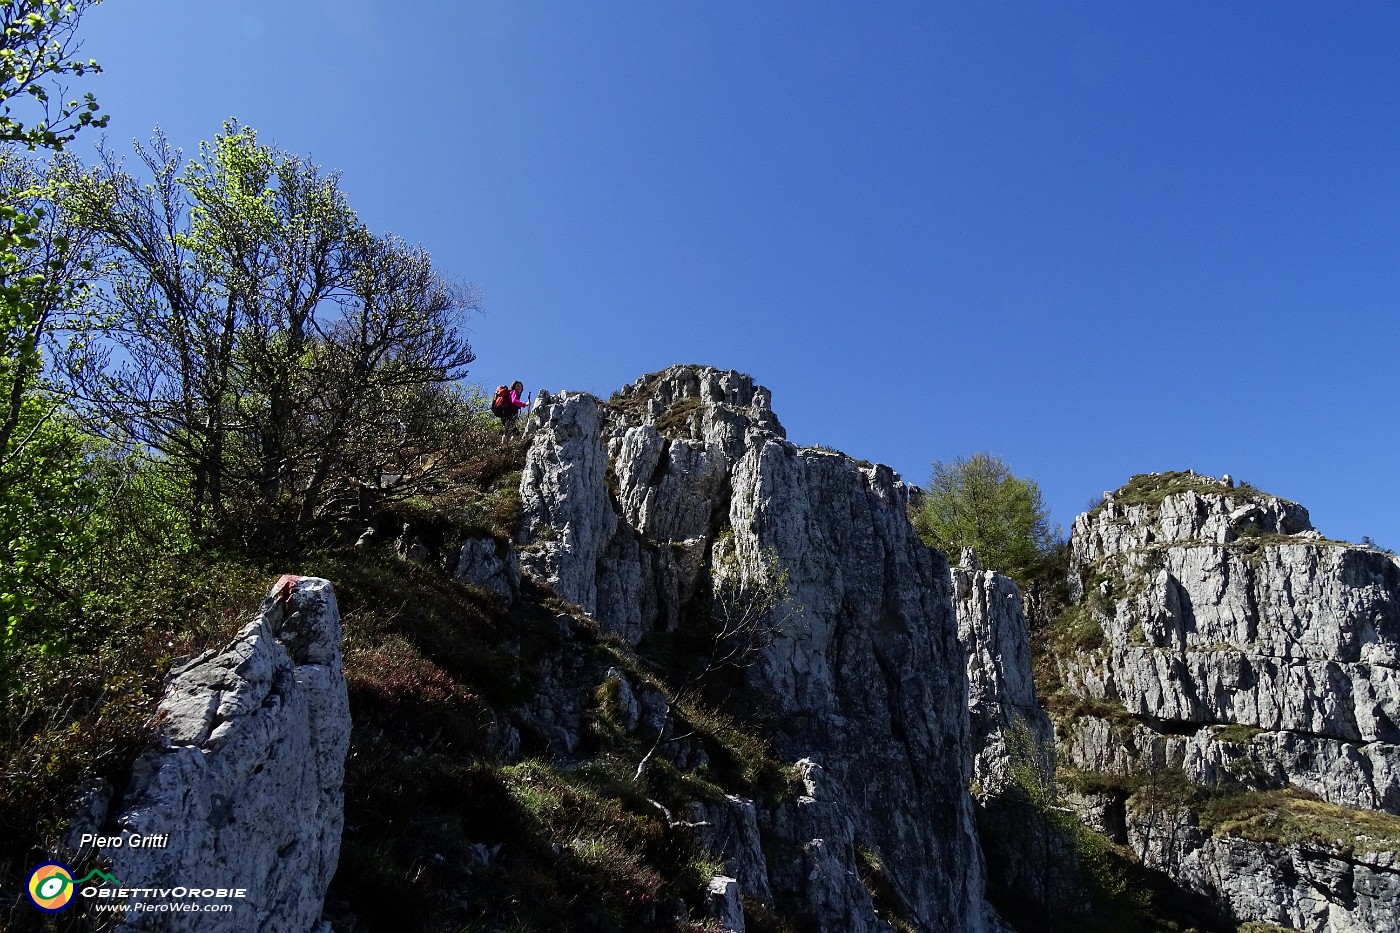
[[491, 381, 530, 435]]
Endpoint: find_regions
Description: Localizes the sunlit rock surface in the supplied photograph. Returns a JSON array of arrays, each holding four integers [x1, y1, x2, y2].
[[518, 365, 992, 932], [68, 577, 347, 933], [1057, 472, 1400, 931]]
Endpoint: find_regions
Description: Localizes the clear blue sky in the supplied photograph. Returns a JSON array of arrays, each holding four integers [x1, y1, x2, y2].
[[73, 2, 1399, 546]]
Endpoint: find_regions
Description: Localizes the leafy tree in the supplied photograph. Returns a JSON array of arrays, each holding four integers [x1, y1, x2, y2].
[[0, 154, 86, 459], [57, 123, 480, 545], [0, 0, 106, 517], [0, 0, 107, 635], [914, 452, 1058, 584], [0, 0, 106, 655], [0, 145, 99, 695], [0, 0, 106, 151]]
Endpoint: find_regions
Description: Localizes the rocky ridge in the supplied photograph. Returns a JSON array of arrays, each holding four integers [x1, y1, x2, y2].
[[516, 365, 995, 933], [1053, 471, 1400, 932], [63, 369, 1400, 933]]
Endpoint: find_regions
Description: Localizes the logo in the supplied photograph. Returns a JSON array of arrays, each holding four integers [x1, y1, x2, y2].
[[26, 862, 75, 912], [26, 863, 123, 912]]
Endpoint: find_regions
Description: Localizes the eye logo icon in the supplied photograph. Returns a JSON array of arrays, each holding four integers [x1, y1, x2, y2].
[[27, 862, 76, 912]]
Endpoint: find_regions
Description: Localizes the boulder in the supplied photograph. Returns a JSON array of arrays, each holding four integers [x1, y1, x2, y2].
[[66, 577, 349, 933]]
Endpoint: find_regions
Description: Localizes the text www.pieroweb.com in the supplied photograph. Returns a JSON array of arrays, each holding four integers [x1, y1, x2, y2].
[[87, 900, 235, 914]]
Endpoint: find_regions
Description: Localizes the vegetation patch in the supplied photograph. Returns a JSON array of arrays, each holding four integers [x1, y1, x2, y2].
[[1230, 534, 1351, 562], [1098, 472, 1270, 514], [324, 558, 750, 931], [1211, 723, 1264, 745], [855, 844, 918, 933], [605, 369, 673, 412], [386, 435, 527, 545], [306, 548, 536, 711], [655, 395, 704, 439], [674, 698, 787, 797], [1127, 765, 1200, 819], [1051, 603, 1108, 652], [1197, 787, 1400, 856], [1059, 765, 1142, 798]]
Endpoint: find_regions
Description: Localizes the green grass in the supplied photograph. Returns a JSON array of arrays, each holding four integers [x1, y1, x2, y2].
[[673, 697, 787, 796], [307, 548, 535, 711], [1051, 603, 1108, 652], [1229, 533, 1351, 562], [1059, 764, 1143, 798], [1052, 686, 1136, 728], [323, 564, 735, 931], [1197, 787, 1400, 856], [374, 438, 528, 548], [1211, 724, 1264, 745], [654, 395, 704, 438], [1099, 472, 1272, 513]]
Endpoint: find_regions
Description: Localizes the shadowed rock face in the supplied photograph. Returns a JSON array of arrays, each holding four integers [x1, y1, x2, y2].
[[1057, 472, 1400, 932], [518, 365, 993, 933], [955, 562, 1089, 924], [67, 577, 348, 933]]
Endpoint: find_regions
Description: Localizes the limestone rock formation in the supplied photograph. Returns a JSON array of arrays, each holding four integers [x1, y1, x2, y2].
[[1053, 472, 1400, 931], [685, 794, 774, 905], [454, 535, 522, 603], [759, 759, 888, 933], [706, 875, 747, 933], [1133, 813, 1400, 933], [954, 560, 1086, 924], [517, 365, 991, 933], [67, 577, 348, 933], [956, 561, 1054, 793]]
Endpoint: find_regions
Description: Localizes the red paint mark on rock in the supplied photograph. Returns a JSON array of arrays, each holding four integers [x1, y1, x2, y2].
[[273, 574, 304, 607]]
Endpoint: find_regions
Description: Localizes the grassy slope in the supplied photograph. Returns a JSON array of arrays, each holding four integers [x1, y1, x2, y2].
[[1, 431, 814, 932]]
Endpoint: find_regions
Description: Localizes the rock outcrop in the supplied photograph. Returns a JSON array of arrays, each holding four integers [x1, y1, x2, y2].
[[454, 535, 522, 603], [956, 560, 1054, 795], [1132, 812, 1400, 933], [1053, 472, 1400, 932], [67, 576, 349, 933], [517, 365, 991, 933], [954, 558, 1086, 925]]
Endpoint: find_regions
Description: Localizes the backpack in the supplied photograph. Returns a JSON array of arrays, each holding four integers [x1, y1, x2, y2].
[[491, 385, 511, 416]]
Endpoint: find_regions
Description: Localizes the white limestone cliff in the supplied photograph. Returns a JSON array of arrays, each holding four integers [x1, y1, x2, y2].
[[517, 365, 993, 933], [1055, 472, 1400, 932]]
